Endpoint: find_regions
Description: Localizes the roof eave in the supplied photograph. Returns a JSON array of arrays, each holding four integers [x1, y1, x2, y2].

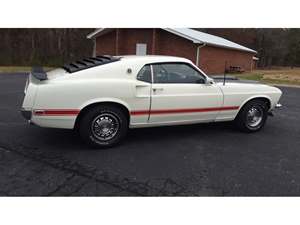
[[86, 28, 105, 39], [163, 28, 256, 54], [206, 42, 257, 54], [163, 28, 203, 45]]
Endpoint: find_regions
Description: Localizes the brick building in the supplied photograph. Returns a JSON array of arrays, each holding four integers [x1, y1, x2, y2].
[[87, 28, 257, 75]]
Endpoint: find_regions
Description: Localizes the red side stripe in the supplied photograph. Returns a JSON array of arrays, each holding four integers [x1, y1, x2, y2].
[[130, 110, 150, 116], [131, 106, 239, 116], [34, 109, 80, 116], [34, 106, 239, 116]]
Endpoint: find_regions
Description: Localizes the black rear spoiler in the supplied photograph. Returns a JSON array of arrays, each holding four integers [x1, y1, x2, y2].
[[62, 55, 120, 73], [31, 67, 47, 80]]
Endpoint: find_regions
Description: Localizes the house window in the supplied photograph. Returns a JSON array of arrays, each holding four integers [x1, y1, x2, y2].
[[136, 43, 147, 55]]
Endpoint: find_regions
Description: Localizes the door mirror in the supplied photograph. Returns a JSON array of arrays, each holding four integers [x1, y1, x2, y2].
[[205, 77, 214, 85]]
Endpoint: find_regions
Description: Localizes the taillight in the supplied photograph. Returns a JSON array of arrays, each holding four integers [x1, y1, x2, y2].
[[24, 77, 29, 94]]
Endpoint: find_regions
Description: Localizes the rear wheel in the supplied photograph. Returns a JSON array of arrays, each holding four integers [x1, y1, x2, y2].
[[79, 105, 128, 148], [234, 99, 269, 132]]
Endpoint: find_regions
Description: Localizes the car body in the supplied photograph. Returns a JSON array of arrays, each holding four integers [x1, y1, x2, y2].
[[21, 55, 282, 148]]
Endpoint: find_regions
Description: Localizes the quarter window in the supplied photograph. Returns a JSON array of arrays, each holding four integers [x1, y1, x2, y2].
[[152, 63, 205, 84], [137, 65, 152, 83]]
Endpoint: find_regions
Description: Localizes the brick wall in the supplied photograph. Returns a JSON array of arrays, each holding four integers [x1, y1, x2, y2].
[[118, 29, 154, 55], [199, 45, 254, 74], [95, 30, 116, 55], [95, 29, 255, 75], [155, 29, 197, 63]]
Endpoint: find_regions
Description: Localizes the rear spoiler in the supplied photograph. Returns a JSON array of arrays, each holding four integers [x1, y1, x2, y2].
[[62, 55, 120, 73], [31, 67, 47, 80]]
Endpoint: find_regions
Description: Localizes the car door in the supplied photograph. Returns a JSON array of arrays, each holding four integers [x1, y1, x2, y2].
[[130, 64, 152, 125], [149, 62, 223, 124]]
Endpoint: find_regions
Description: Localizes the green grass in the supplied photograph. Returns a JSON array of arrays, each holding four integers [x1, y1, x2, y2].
[[235, 71, 300, 86], [0, 66, 55, 73], [261, 78, 300, 86], [235, 73, 264, 81], [1, 66, 300, 86]]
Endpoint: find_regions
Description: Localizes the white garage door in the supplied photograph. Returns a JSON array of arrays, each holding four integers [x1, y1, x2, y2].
[[136, 43, 147, 55]]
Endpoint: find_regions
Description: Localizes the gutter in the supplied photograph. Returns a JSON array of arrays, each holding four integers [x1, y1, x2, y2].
[[86, 28, 104, 39], [196, 43, 206, 67]]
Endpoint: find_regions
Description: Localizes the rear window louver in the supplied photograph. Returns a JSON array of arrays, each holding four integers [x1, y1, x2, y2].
[[62, 55, 120, 73]]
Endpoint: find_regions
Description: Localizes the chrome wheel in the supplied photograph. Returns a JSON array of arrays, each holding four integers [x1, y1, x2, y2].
[[91, 113, 120, 141], [246, 106, 263, 128]]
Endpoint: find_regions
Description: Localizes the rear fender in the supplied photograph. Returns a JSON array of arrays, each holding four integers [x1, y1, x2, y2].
[[79, 98, 131, 112]]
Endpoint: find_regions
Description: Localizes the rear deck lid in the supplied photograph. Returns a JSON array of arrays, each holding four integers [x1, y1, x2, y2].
[[46, 68, 67, 80]]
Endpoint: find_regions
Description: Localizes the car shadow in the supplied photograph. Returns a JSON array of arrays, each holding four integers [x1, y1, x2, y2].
[[126, 122, 235, 143], [19, 121, 236, 151]]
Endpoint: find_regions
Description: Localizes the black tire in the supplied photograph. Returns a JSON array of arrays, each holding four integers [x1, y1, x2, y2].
[[234, 99, 269, 132], [79, 105, 128, 148]]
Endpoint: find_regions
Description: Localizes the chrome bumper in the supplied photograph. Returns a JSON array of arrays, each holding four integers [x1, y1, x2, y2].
[[268, 103, 282, 116], [20, 108, 32, 121]]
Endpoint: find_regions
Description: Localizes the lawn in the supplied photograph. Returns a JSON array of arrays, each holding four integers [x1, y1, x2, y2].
[[1, 66, 300, 86], [235, 67, 300, 86], [0, 66, 54, 73]]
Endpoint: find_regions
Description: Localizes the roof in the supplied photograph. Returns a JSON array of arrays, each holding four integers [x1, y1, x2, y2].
[[87, 28, 257, 54], [118, 55, 192, 64], [164, 28, 257, 53], [63, 55, 192, 73]]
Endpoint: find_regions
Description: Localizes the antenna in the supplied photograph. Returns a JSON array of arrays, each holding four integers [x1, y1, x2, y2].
[[223, 61, 227, 86]]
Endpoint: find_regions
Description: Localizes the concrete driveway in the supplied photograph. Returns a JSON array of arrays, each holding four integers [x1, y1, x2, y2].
[[0, 73, 299, 196]]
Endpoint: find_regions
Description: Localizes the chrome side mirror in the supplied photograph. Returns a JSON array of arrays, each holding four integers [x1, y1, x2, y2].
[[205, 77, 214, 85]]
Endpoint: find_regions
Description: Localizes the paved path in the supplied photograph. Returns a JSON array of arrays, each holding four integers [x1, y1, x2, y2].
[[0, 73, 299, 196]]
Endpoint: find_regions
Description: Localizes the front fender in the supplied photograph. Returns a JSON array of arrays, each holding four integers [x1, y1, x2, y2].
[[238, 94, 273, 112]]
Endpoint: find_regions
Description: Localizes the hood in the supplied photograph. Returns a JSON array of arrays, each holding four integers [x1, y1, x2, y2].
[[215, 80, 282, 94]]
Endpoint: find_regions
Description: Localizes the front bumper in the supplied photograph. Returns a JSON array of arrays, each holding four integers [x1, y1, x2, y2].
[[268, 103, 282, 116], [21, 108, 32, 121]]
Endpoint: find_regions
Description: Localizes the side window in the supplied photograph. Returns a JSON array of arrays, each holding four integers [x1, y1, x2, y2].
[[152, 63, 205, 84], [137, 65, 152, 83]]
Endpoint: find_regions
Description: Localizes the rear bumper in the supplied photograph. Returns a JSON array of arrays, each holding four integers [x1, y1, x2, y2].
[[20, 108, 32, 121]]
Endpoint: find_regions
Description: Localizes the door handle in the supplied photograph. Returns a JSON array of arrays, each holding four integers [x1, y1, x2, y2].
[[135, 84, 150, 88], [152, 87, 164, 92]]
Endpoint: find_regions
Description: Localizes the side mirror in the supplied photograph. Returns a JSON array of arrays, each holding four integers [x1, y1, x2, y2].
[[205, 77, 214, 85]]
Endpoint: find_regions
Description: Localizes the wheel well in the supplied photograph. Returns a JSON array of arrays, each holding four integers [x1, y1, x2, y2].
[[241, 97, 271, 111], [234, 97, 271, 120], [74, 102, 130, 130]]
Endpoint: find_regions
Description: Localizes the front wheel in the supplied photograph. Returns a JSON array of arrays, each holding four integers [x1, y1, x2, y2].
[[79, 105, 128, 148], [234, 99, 268, 132]]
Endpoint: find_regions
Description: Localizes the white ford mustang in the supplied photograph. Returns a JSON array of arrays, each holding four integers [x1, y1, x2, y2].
[[21, 55, 282, 148]]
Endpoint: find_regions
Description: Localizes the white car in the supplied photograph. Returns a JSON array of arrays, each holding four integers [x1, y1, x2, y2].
[[21, 55, 282, 148]]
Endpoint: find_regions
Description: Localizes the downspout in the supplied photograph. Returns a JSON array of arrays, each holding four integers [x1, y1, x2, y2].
[[196, 43, 206, 67], [92, 38, 96, 57]]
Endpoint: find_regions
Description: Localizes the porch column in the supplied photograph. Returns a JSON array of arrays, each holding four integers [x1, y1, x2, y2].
[[92, 38, 96, 57]]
